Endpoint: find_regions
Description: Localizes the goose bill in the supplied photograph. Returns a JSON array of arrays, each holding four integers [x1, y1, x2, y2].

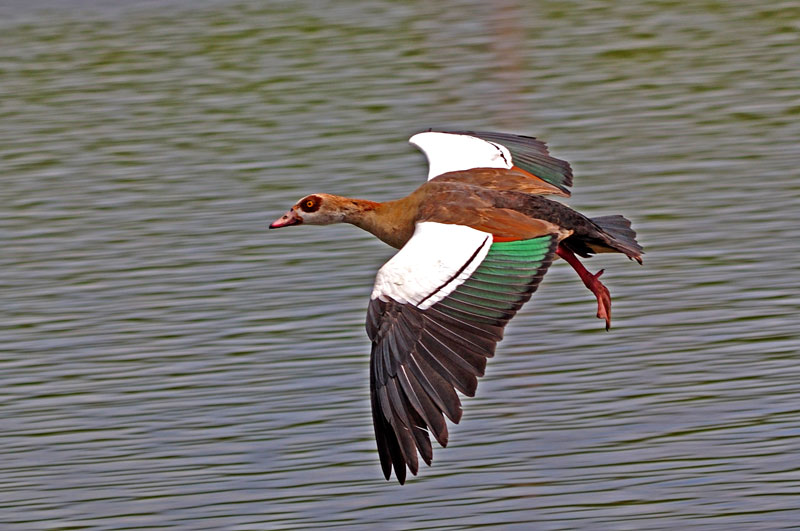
[[269, 209, 302, 229]]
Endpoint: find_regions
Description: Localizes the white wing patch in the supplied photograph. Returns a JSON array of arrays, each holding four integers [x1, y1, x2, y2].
[[372, 222, 492, 310], [410, 131, 513, 180]]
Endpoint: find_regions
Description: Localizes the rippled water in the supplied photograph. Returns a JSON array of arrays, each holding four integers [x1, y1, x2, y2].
[[2, 0, 799, 528]]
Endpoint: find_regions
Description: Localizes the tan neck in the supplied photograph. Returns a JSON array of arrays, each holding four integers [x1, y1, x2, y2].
[[344, 196, 418, 249]]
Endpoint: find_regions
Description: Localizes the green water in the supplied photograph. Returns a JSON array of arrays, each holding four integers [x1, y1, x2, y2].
[[2, 0, 799, 528]]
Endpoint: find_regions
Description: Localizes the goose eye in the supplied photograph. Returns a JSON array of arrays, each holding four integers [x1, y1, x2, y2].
[[299, 195, 321, 212]]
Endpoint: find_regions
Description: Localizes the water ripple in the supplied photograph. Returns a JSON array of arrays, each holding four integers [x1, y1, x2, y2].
[[2, 0, 799, 528]]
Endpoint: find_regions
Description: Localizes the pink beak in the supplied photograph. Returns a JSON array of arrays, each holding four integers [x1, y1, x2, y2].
[[269, 208, 302, 229]]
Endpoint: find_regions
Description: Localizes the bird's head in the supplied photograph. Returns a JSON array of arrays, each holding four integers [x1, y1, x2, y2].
[[269, 193, 350, 229]]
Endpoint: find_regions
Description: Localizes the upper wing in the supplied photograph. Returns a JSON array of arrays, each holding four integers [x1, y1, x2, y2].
[[410, 130, 573, 196], [367, 221, 559, 483]]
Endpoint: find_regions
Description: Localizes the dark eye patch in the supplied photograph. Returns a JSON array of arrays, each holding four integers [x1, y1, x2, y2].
[[299, 195, 322, 213]]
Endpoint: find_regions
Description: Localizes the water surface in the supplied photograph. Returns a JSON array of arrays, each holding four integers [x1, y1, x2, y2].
[[2, 1, 799, 528]]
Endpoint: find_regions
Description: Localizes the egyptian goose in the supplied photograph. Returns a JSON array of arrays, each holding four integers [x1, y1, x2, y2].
[[270, 130, 643, 484]]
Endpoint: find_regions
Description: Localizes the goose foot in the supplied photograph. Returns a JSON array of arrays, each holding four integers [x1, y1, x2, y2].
[[556, 244, 612, 330]]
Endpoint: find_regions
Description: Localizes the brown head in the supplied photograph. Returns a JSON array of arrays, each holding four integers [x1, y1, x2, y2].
[[269, 193, 369, 229]]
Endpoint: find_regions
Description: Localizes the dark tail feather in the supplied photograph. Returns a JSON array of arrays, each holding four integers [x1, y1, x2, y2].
[[591, 215, 644, 263]]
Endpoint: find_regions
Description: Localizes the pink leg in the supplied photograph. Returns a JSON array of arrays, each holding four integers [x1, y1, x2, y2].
[[556, 244, 612, 330]]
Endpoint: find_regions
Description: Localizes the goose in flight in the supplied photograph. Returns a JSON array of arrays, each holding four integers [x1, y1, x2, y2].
[[269, 130, 643, 484]]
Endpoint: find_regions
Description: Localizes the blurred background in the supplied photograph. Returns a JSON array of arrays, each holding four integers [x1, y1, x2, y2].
[[2, 0, 799, 528]]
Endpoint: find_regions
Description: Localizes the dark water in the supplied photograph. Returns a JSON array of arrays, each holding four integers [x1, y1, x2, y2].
[[2, 0, 799, 528]]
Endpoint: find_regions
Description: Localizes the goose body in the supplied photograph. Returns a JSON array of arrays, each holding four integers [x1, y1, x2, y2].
[[269, 130, 643, 484]]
